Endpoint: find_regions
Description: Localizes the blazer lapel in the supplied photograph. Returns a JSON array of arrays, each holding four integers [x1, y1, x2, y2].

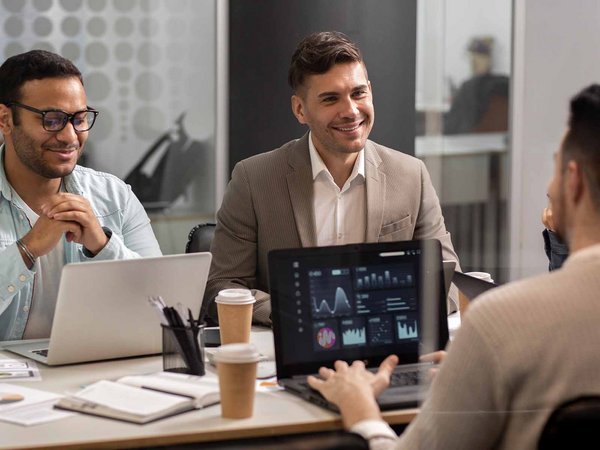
[[365, 141, 385, 242], [286, 134, 317, 247]]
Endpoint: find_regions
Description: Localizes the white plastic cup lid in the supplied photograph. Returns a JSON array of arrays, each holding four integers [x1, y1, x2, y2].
[[213, 343, 262, 364], [465, 271, 494, 283], [215, 288, 256, 305]]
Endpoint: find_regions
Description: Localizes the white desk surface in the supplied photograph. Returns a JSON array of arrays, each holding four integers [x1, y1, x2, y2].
[[0, 328, 418, 449]]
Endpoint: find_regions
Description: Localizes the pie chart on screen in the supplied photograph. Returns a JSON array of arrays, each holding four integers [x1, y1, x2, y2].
[[0, 392, 24, 405]]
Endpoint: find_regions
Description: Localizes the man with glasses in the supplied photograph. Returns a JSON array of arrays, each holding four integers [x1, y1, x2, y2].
[[0, 50, 161, 341]]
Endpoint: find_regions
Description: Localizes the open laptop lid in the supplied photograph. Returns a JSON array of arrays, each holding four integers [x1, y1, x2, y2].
[[268, 240, 448, 380], [3, 253, 212, 365]]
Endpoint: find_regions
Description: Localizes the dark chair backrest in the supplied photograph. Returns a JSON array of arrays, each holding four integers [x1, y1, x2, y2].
[[538, 396, 600, 450], [185, 223, 216, 254]]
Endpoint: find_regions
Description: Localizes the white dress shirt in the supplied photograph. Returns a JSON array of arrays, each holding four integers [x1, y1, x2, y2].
[[308, 132, 366, 246]]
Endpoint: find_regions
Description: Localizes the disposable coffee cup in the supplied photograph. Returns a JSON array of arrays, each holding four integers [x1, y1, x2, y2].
[[214, 343, 262, 419], [215, 289, 256, 344], [458, 272, 494, 315]]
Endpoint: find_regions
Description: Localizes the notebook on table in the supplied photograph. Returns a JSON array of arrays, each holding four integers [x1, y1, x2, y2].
[[0, 252, 212, 365], [268, 240, 449, 411]]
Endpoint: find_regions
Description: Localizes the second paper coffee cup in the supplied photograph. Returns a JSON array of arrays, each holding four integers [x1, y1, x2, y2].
[[214, 343, 261, 419], [215, 289, 256, 344]]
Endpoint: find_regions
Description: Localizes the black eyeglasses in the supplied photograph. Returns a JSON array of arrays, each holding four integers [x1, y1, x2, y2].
[[8, 102, 99, 132]]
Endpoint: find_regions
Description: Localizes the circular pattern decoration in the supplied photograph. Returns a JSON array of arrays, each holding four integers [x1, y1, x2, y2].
[[137, 41, 161, 67], [33, 16, 53, 37], [118, 86, 129, 96], [2, 0, 25, 13], [4, 16, 24, 38], [89, 108, 113, 141], [165, 42, 184, 63], [116, 66, 132, 82], [114, 17, 134, 37], [114, 42, 134, 62], [134, 72, 163, 101], [88, 0, 107, 12], [167, 65, 182, 81], [85, 42, 109, 66], [32, 0, 52, 12], [166, 16, 185, 38], [139, 17, 159, 37], [61, 42, 81, 61], [118, 100, 129, 111], [140, 0, 160, 13], [85, 72, 111, 102], [59, 0, 83, 12], [87, 17, 106, 37], [61, 16, 81, 37], [4, 41, 25, 59], [113, 0, 135, 12], [133, 106, 166, 140], [32, 41, 55, 53]]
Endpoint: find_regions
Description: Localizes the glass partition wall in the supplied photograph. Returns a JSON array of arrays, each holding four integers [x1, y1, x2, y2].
[[416, 0, 512, 283], [1, 0, 511, 268], [1, 0, 217, 254]]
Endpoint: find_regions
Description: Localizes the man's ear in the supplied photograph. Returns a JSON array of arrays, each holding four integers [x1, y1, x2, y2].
[[291, 94, 307, 125], [0, 104, 13, 136], [566, 160, 584, 204]]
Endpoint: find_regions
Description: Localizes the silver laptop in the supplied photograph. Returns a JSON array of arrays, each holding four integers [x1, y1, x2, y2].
[[1, 253, 211, 365]]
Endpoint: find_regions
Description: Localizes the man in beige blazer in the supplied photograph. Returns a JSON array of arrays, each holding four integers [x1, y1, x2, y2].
[[204, 31, 460, 325]]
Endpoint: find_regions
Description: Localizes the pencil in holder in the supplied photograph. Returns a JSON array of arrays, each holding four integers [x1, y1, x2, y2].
[[161, 323, 206, 376]]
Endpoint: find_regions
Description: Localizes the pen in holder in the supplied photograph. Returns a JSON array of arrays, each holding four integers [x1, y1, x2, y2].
[[161, 322, 206, 376]]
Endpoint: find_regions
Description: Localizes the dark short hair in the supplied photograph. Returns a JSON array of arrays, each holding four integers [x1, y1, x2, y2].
[[563, 84, 600, 208], [0, 50, 83, 108], [288, 31, 364, 92]]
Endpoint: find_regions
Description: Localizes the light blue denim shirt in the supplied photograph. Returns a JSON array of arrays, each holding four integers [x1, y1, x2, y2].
[[0, 145, 162, 340]]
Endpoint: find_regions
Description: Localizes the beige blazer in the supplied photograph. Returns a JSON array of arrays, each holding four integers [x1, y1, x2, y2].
[[203, 134, 460, 324]]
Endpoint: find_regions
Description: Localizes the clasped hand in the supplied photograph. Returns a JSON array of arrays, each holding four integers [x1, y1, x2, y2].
[[22, 193, 108, 258]]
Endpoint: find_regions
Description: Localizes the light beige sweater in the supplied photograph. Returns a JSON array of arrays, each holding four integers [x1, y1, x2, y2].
[[357, 243, 600, 450]]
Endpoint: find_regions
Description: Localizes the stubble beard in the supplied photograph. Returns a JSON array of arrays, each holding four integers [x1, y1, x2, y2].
[[11, 127, 80, 179]]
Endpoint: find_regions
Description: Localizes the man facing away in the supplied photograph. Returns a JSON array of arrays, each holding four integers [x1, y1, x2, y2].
[[0, 50, 161, 341], [307, 84, 600, 449], [204, 31, 460, 325]]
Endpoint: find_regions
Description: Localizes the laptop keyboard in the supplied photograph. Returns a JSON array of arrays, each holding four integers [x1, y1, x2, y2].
[[389, 368, 424, 387], [31, 349, 49, 357], [294, 363, 434, 390]]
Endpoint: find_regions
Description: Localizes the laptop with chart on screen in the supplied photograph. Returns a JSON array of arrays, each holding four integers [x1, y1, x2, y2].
[[268, 240, 449, 411]]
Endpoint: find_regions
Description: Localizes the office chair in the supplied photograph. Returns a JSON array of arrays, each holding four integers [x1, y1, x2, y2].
[[538, 395, 600, 450], [185, 223, 216, 254]]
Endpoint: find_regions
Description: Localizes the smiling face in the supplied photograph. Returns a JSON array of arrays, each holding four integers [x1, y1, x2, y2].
[[291, 62, 374, 159], [4, 76, 88, 180]]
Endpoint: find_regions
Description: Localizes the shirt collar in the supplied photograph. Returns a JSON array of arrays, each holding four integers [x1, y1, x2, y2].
[[0, 145, 13, 201], [308, 131, 365, 183]]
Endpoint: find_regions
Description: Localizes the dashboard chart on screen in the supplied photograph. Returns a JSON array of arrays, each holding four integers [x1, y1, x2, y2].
[[268, 241, 448, 369]]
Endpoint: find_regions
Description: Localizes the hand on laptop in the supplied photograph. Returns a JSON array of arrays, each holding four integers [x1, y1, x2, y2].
[[419, 350, 447, 379], [41, 193, 109, 255], [307, 355, 398, 428]]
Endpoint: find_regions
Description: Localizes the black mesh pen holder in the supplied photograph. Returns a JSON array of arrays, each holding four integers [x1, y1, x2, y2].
[[161, 323, 206, 376]]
